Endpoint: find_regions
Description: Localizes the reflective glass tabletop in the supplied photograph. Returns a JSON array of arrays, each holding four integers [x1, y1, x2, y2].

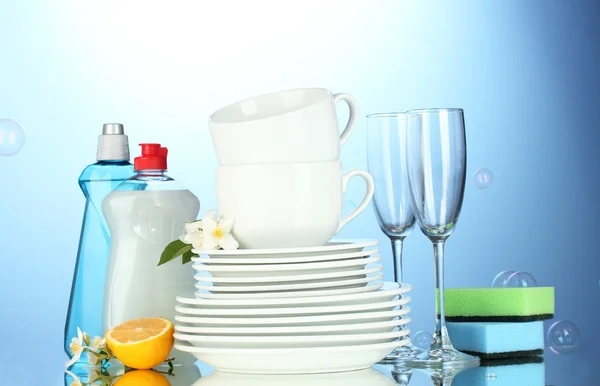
[[60, 349, 590, 386]]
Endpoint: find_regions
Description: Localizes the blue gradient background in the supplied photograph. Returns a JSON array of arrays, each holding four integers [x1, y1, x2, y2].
[[1, 1, 599, 384]]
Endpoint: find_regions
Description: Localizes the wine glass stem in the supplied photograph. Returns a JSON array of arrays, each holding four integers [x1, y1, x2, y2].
[[433, 240, 453, 349], [391, 238, 404, 283]]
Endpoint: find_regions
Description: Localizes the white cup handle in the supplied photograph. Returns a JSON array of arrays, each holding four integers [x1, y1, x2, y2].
[[333, 93, 358, 146], [336, 169, 375, 234]]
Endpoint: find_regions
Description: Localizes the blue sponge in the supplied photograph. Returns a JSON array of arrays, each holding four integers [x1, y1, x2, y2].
[[453, 359, 545, 386], [447, 321, 544, 359]]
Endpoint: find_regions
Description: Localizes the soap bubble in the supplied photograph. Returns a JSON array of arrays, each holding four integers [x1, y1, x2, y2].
[[342, 200, 357, 216], [0, 119, 25, 156], [473, 168, 493, 189], [485, 372, 497, 380], [492, 270, 517, 287], [412, 330, 433, 350], [505, 272, 537, 287], [548, 320, 580, 354]]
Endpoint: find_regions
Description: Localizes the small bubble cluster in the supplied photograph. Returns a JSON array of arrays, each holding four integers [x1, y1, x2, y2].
[[342, 200, 357, 216], [485, 372, 497, 380], [548, 320, 580, 355], [492, 271, 537, 288], [0, 119, 25, 156], [412, 330, 433, 350], [473, 168, 493, 189]]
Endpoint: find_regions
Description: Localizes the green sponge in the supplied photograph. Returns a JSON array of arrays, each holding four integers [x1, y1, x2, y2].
[[437, 287, 554, 322]]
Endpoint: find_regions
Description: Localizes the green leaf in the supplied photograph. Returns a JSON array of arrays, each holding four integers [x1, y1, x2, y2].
[[82, 332, 91, 346], [182, 249, 195, 265], [158, 240, 192, 266]]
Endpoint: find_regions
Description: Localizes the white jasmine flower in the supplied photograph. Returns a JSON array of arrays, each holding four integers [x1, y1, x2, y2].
[[87, 351, 102, 366], [65, 328, 84, 367], [87, 369, 101, 383], [65, 370, 81, 386], [90, 336, 106, 351], [201, 213, 239, 250], [179, 228, 204, 249]]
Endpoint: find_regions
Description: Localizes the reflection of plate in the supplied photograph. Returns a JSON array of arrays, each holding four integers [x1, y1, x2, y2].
[[174, 317, 411, 335], [195, 273, 383, 293], [191, 239, 379, 257], [194, 282, 384, 299], [192, 248, 380, 265], [177, 339, 409, 375], [192, 367, 397, 386], [175, 296, 411, 316]]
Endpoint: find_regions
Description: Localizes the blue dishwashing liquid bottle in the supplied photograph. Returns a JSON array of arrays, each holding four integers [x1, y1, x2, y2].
[[64, 124, 134, 360]]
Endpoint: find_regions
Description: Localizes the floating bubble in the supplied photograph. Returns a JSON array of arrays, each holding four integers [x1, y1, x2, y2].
[[0, 119, 25, 156], [506, 272, 537, 287], [492, 270, 517, 287], [548, 320, 580, 354], [412, 330, 433, 350], [485, 372, 497, 380], [473, 168, 493, 189], [342, 200, 357, 216]]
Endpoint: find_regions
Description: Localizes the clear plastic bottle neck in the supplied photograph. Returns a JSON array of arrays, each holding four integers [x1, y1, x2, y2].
[[133, 169, 173, 181]]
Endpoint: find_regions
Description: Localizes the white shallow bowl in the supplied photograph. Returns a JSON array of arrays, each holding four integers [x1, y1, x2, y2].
[[175, 296, 410, 317], [192, 256, 381, 279], [174, 317, 411, 336], [174, 339, 409, 374], [198, 266, 382, 286], [191, 239, 379, 258], [174, 306, 411, 327], [174, 329, 409, 349], [193, 367, 396, 386], [195, 273, 384, 293], [194, 282, 384, 299], [191, 248, 380, 265], [178, 282, 410, 309]]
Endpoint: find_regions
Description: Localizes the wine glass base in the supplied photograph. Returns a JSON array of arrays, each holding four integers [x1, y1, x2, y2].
[[377, 345, 425, 364], [404, 347, 480, 369]]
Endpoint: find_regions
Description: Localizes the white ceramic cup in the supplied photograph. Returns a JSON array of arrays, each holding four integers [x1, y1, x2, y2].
[[216, 161, 374, 249], [209, 88, 358, 166]]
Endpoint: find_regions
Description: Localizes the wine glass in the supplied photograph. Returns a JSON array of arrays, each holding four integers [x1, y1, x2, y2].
[[367, 112, 421, 360], [404, 108, 480, 368]]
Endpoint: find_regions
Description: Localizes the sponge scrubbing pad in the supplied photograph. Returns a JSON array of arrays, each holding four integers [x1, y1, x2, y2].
[[447, 321, 544, 359], [440, 287, 554, 322], [453, 358, 545, 386]]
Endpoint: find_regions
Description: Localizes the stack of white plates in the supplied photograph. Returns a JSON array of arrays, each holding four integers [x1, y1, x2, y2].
[[174, 240, 412, 374]]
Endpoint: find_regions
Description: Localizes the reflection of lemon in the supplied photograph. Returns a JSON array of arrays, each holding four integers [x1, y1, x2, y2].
[[106, 317, 174, 370], [113, 370, 170, 386]]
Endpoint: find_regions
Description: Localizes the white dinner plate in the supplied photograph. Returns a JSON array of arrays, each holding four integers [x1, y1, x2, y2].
[[191, 239, 379, 258], [195, 273, 384, 293], [193, 282, 384, 299], [191, 248, 380, 265], [192, 367, 396, 386], [174, 329, 410, 349], [192, 256, 381, 280], [174, 306, 411, 327], [174, 339, 409, 374], [196, 266, 383, 286], [175, 296, 410, 316], [178, 282, 410, 309], [174, 317, 411, 336]]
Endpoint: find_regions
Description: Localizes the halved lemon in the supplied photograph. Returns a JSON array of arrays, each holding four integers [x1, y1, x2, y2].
[[113, 369, 170, 386], [106, 317, 174, 370]]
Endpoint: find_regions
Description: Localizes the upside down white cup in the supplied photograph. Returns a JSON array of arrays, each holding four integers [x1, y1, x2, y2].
[[216, 161, 374, 249], [209, 88, 358, 165]]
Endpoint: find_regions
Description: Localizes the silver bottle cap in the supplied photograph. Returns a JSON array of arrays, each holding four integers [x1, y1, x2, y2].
[[96, 123, 130, 161]]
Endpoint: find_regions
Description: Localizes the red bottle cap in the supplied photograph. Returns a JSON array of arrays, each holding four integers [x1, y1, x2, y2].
[[134, 143, 168, 171]]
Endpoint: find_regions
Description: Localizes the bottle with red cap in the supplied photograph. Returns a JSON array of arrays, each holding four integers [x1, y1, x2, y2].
[[102, 143, 199, 364]]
